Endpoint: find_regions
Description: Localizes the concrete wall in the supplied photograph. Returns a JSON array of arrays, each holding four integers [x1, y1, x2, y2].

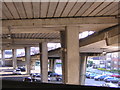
[[5, 60, 12, 66], [17, 60, 26, 67], [4, 60, 26, 67]]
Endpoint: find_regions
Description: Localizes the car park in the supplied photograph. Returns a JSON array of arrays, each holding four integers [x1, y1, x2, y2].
[[85, 68, 120, 88]]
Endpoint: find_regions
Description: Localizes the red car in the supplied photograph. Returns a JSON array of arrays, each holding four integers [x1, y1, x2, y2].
[[111, 74, 120, 78]]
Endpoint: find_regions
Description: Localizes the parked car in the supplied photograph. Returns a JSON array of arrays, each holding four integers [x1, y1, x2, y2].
[[94, 75, 108, 81], [18, 66, 26, 71], [49, 72, 60, 77], [118, 81, 120, 86], [104, 77, 119, 83], [86, 72, 91, 78], [48, 72, 62, 81], [111, 78, 119, 83], [48, 71, 53, 75], [101, 83, 118, 88], [86, 73, 97, 79], [23, 76, 40, 82], [30, 73, 41, 77], [103, 72, 113, 76], [23, 77, 34, 82], [13, 69, 21, 75], [56, 75, 62, 81]]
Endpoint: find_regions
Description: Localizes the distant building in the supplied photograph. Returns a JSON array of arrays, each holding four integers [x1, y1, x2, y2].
[[91, 56, 106, 68], [91, 52, 120, 70]]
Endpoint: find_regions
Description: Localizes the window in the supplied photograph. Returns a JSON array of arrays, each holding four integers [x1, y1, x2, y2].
[[114, 61, 117, 64]]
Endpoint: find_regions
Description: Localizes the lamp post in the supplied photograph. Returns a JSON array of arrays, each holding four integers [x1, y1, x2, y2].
[[100, 48, 107, 74]]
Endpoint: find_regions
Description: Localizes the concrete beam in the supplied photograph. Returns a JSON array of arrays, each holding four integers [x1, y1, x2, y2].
[[2, 39, 60, 44], [79, 25, 120, 47], [2, 39, 44, 44], [2, 17, 118, 27], [1, 45, 35, 50], [2, 27, 61, 34], [48, 48, 61, 56], [2, 39, 60, 50], [108, 34, 120, 46]]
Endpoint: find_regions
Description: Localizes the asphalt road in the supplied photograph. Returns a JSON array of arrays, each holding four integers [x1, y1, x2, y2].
[[1, 76, 120, 88], [85, 78, 106, 86], [85, 78, 120, 88], [1, 67, 120, 88]]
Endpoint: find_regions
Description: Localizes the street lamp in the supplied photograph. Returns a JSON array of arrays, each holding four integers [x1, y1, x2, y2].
[[100, 48, 107, 74]]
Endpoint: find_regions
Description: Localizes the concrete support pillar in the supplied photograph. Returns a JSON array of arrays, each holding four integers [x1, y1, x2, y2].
[[25, 47, 31, 74], [12, 49, 17, 69], [30, 60, 35, 70], [60, 26, 80, 85], [1, 50, 5, 66], [79, 54, 88, 85], [49, 59, 52, 71], [53, 59, 56, 72], [49, 59, 56, 72], [39, 42, 48, 83]]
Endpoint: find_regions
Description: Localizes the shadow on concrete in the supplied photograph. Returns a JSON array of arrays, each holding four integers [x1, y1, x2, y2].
[[2, 80, 115, 89]]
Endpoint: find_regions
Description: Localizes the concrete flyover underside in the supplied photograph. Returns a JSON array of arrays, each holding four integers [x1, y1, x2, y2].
[[1, 1, 120, 85]]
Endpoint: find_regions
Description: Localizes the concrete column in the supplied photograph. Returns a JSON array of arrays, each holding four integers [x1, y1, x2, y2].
[[39, 42, 48, 83], [49, 59, 56, 72], [53, 59, 56, 72], [60, 26, 80, 85], [25, 47, 31, 74], [30, 60, 35, 70], [12, 49, 17, 69], [49, 59, 53, 71], [1, 50, 5, 66], [79, 54, 88, 85]]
